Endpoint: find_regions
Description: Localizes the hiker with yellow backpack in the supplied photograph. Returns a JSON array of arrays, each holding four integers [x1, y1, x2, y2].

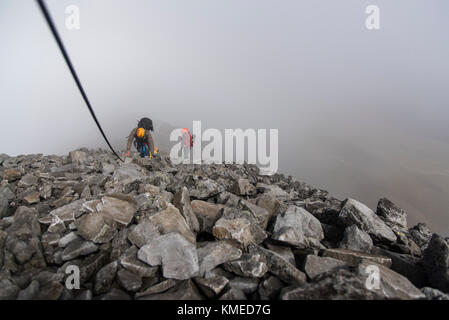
[[125, 117, 157, 158]]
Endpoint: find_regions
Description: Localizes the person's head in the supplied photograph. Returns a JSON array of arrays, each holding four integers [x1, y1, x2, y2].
[[182, 128, 188, 133]]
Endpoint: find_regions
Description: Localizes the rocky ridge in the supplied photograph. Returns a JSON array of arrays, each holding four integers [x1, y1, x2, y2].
[[0, 149, 448, 300]]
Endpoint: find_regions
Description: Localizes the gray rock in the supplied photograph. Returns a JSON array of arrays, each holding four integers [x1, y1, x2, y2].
[[238, 199, 270, 230], [137, 279, 203, 300], [69, 150, 87, 164], [409, 223, 432, 248], [338, 199, 397, 243], [94, 261, 118, 295], [6, 206, 41, 239], [117, 269, 142, 292], [253, 194, 287, 217], [304, 255, 348, 279], [110, 228, 131, 261], [339, 225, 373, 253], [422, 234, 449, 293], [185, 175, 225, 200], [421, 287, 449, 300], [357, 261, 425, 299], [79, 251, 109, 283], [58, 232, 80, 248], [138, 233, 199, 280], [61, 238, 98, 261], [193, 276, 229, 298], [273, 206, 324, 249], [197, 241, 242, 276], [190, 200, 224, 233], [0, 279, 20, 299], [256, 183, 290, 200], [147, 204, 196, 244], [127, 219, 160, 248], [173, 187, 200, 233], [248, 244, 307, 286], [45, 199, 86, 224], [17, 280, 40, 300], [322, 248, 392, 267], [135, 279, 177, 298], [376, 198, 408, 231], [120, 246, 158, 277], [18, 173, 38, 187], [96, 194, 136, 227], [74, 211, 118, 244], [213, 215, 267, 249], [231, 179, 257, 196], [34, 281, 64, 300], [229, 276, 259, 295], [265, 243, 296, 265], [258, 276, 284, 300], [281, 268, 384, 300], [0, 195, 9, 218], [371, 246, 427, 288], [112, 163, 145, 185], [223, 252, 268, 278]]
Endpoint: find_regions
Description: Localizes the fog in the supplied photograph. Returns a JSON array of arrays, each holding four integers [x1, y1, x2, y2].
[[1, 0, 448, 235]]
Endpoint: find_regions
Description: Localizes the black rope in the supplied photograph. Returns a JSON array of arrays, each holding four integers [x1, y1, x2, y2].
[[36, 0, 124, 162]]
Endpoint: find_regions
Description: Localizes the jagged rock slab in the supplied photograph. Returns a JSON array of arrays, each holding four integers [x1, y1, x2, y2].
[[117, 269, 142, 292], [272, 206, 324, 249], [376, 198, 408, 231], [371, 246, 427, 288], [173, 187, 200, 233], [197, 241, 242, 276], [338, 199, 397, 243], [194, 276, 229, 299], [138, 233, 199, 280], [96, 194, 136, 227], [304, 255, 348, 279], [147, 204, 196, 244], [281, 268, 385, 300], [137, 280, 203, 300], [61, 238, 98, 261], [409, 223, 432, 249], [127, 219, 160, 248], [120, 246, 158, 277], [421, 287, 449, 300], [339, 225, 373, 253], [248, 244, 306, 286], [322, 248, 392, 267], [223, 252, 268, 278], [94, 261, 118, 295], [422, 234, 449, 293], [74, 211, 118, 243], [357, 261, 425, 299], [190, 200, 224, 233], [231, 179, 257, 196], [135, 279, 177, 299]]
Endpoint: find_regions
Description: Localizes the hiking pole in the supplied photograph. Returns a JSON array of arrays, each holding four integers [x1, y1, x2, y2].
[[36, 0, 124, 162]]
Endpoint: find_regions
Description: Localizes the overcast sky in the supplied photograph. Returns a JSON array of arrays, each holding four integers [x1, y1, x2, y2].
[[1, 0, 448, 235]]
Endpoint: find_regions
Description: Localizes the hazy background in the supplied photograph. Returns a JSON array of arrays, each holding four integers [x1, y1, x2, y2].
[[1, 0, 448, 235]]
